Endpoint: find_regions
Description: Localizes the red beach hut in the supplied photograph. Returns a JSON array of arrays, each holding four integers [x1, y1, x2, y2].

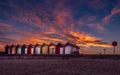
[[56, 43, 64, 54], [27, 44, 34, 54], [5, 45, 10, 54]]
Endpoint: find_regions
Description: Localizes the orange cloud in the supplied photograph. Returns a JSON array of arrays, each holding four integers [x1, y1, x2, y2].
[[69, 31, 111, 47]]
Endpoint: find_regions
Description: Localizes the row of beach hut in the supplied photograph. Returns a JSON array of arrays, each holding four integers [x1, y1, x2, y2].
[[5, 43, 79, 55]]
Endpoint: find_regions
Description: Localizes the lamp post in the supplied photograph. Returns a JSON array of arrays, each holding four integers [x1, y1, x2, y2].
[[104, 48, 106, 55], [112, 41, 117, 55]]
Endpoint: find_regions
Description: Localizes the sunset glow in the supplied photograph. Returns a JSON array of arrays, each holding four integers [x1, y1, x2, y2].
[[0, 0, 120, 54]]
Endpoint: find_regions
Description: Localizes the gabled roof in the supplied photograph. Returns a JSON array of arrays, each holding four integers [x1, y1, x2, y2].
[[41, 43, 49, 46], [5, 45, 9, 48], [65, 42, 74, 46], [57, 42, 64, 46], [10, 44, 17, 48], [22, 44, 27, 48], [49, 43, 56, 46], [73, 45, 80, 49], [28, 44, 34, 47], [16, 44, 22, 48], [35, 43, 41, 46]]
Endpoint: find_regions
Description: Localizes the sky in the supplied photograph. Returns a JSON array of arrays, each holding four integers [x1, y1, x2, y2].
[[0, 0, 120, 54]]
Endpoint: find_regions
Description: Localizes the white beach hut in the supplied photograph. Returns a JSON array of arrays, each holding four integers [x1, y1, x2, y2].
[[64, 42, 73, 54], [16, 44, 21, 54], [34, 44, 41, 54]]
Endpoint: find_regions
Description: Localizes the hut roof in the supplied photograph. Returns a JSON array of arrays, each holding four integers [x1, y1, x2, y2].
[[57, 42, 64, 46], [49, 43, 56, 46], [42, 43, 49, 46], [65, 42, 74, 46]]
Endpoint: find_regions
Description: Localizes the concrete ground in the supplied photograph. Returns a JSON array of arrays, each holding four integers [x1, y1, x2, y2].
[[0, 58, 120, 75]]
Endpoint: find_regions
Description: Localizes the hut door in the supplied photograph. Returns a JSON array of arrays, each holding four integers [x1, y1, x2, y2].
[[49, 48, 53, 54], [51, 48, 55, 54], [8, 49, 10, 54], [18, 48, 21, 54], [25, 48, 27, 54], [60, 48, 64, 54], [53, 48, 55, 54], [65, 46, 72, 54], [12, 49, 15, 54], [36, 47, 40, 54], [31, 48, 34, 54]]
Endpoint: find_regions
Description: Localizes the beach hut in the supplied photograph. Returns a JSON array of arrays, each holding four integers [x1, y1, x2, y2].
[[72, 45, 80, 55], [34, 44, 41, 54], [64, 42, 73, 54], [27, 44, 34, 54], [16, 44, 22, 54], [56, 43, 64, 54], [48, 43, 56, 54], [21, 44, 27, 54], [10, 45, 16, 54], [41, 43, 48, 54], [5, 45, 10, 54]]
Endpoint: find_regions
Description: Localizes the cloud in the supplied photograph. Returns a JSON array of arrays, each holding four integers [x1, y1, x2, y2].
[[0, 0, 112, 51], [88, 23, 105, 31], [69, 31, 111, 47], [87, 0, 108, 9], [102, 1, 120, 24]]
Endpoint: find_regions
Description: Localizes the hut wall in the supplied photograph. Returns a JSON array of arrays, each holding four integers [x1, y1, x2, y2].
[[21, 46, 27, 54], [72, 47, 77, 52], [42, 46, 48, 54], [17, 48, 21, 54], [49, 46, 55, 54], [5, 46, 10, 54], [25, 48, 27, 54], [64, 45, 72, 54], [60, 47, 64, 54], [35, 46, 41, 54], [56, 46, 64, 54], [11, 47, 16, 54], [27, 46, 34, 54], [21, 47, 25, 54], [31, 48, 34, 54], [56, 46, 60, 54], [8, 49, 11, 54]]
